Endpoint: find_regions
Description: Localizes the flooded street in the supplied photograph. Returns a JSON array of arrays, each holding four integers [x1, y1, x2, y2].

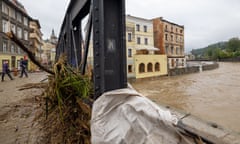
[[131, 62, 240, 133]]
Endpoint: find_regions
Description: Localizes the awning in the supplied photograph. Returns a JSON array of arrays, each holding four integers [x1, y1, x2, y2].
[[135, 46, 160, 51]]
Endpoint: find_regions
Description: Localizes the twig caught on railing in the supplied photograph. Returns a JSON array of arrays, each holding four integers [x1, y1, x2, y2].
[[6, 31, 55, 75]]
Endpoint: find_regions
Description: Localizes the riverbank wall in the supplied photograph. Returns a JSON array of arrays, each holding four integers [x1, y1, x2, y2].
[[169, 62, 219, 76], [219, 56, 240, 62], [128, 62, 219, 82]]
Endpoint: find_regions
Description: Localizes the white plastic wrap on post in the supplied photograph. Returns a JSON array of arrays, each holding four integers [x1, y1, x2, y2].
[[91, 87, 180, 144]]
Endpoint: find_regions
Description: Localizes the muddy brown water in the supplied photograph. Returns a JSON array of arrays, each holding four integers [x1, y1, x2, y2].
[[131, 62, 240, 133]]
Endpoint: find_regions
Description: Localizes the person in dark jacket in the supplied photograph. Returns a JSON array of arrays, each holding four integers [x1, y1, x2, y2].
[[1, 61, 13, 82], [19, 58, 28, 78]]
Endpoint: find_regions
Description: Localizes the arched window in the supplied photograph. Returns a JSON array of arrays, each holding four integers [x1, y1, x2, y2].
[[155, 63, 160, 71], [139, 63, 145, 73], [147, 63, 153, 72]]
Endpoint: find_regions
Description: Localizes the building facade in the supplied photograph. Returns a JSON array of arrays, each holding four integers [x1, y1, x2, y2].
[[126, 15, 168, 79], [0, 0, 31, 71], [42, 29, 57, 66], [29, 19, 43, 71], [153, 17, 186, 70]]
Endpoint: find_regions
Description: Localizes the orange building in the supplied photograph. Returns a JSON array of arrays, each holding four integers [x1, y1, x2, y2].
[[152, 17, 186, 69]]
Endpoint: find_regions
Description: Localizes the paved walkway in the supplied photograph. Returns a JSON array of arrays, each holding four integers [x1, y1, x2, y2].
[[0, 72, 48, 144], [0, 72, 48, 107]]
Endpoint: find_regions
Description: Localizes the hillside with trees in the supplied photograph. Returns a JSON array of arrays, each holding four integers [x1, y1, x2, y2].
[[191, 37, 240, 61]]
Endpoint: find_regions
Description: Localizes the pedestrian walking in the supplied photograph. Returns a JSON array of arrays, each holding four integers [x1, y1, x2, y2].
[[19, 58, 28, 78], [1, 61, 14, 82]]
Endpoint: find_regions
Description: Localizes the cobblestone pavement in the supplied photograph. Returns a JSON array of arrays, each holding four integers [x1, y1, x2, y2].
[[0, 72, 48, 144], [0, 72, 48, 107]]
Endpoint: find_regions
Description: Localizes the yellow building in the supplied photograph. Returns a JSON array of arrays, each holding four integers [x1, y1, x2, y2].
[[0, 0, 31, 72], [29, 19, 43, 71], [126, 15, 167, 79], [86, 15, 168, 79]]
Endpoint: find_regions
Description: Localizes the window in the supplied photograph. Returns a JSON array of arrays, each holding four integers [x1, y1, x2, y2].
[[11, 56, 16, 68], [165, 34, 168, 41], [9, 7, 15, 18], [128, 49, 132, 57], [180, 29, 183, 34], [182, 59, 185, 66], [165, 25, 168, 31], [139, 63, 145, 73], [0, 43, 2, 52], [147, 63, 153, 72], [24, 30, 28, 40], [136, 24, 140, 31], [11, 23, 16, 34], [176, 47, 179, 55], [2, 2, 8, 14], [176, 59, 179, 67], [144, 25, 147, 32], [171, 46, 174, 54], [17, 27, 22, 39], [128, 65, 132, 73], [171, 26, 173, 32], [176, 36, 178, 42], [11, 44, 15, 53], [180, 46, 184, 55], [2, 41, 7, 53], [171, 35, 173, 41], [176, 28, 178, 33], [128, 33, 132, 42], [17, 12, 22, 22], [171, 59, 175, 67], [14, 45, 17, 53], [2, 19, 9, 33], [155, 63, 160, 71], [137, 37, 141, 44], [17, 47, 21, 54], [165, 46, 168, 54], [144, 38, 148, 45], [23, 17, 28, 26]]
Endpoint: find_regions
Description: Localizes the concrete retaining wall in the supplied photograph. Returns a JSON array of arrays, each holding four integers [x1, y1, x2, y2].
[[169, 62, 219, 76], [220, 57, 240, 62], [168, 66, 199, 76], [202, 62, 219, 71]]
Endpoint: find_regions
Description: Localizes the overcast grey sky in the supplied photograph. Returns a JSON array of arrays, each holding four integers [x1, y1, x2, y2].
[[20, 0, 240, 52]]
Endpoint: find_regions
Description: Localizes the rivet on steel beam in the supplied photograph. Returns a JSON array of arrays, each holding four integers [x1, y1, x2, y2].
[[95, 86, 100, 91], [96, 75, 100, 79], [95, 64, 100, 68]]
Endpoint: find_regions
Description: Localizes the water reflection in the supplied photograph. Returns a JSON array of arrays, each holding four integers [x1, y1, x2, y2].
[[131, 62, 240, 133]]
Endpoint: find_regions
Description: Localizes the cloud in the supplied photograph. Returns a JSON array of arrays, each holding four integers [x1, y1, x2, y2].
[[20, 0, 240, 52], [20, 0, 69, 39]]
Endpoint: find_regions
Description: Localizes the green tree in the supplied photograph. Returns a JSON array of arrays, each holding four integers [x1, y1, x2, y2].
[[227, 38, 240, 52]]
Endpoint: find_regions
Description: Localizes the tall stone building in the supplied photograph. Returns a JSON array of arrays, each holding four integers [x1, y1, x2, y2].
[[153, 17, 186, 69], [126, 15, 167, 79], [29, 19, 43, 71], [42, 29, 57, 66], [0, 0, 31, 71]]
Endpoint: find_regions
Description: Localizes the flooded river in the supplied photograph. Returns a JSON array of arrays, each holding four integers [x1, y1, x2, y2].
[[131, 62, 240, 133]]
